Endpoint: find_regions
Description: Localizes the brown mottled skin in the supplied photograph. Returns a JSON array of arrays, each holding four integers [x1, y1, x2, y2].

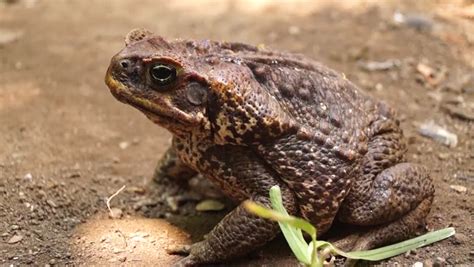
[[105, 29, 434, 266]]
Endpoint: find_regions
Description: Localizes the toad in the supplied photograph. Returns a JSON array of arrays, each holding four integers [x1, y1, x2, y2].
[[105, 29, 434, 266]]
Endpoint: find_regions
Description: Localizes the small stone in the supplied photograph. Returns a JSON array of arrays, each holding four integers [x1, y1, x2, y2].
[[358, 59, 401, 72], [432, 257, 446, 267], [442, 104, 474, 121], [166, 196, 179, 212], [418, 121, 458, 148], [118, 255, 127, 262], [7, 234, 23, 244], [68, 172, 80, 178], [288, 26, 300, 35], [109, 208, 123, 219], [23, 173, 33, 180], [46, 199, 58, 208], [127, 186, 146, 195], [412, 261, 423, 267], [195, 199, 225, 212], [375, 83, 384, 91], [14, 61, 22, 70], [437, 153, 449, 160], [452, 233, 468, 245], [119, 142, 129, 150], [393, 12, 434, 32], [0, 29, 23, 46], [450, 185, 467, 193], [424, 258, 434, 267]]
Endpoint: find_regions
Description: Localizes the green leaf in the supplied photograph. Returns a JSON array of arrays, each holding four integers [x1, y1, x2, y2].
[[333, 227, 456, 261]]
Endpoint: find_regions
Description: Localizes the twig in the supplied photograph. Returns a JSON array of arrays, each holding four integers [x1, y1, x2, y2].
[[106, 185, 126, 217]]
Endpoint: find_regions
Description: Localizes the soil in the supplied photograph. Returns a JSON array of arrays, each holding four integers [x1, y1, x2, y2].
[[0, 0, 473, 266]]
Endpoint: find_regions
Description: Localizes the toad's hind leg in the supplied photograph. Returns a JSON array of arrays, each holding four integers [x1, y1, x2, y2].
[[337, 163, 434, 251], [336, 118, 434, 251]]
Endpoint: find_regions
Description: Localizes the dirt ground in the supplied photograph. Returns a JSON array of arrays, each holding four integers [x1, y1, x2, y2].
[[0, 0, 473, 266]]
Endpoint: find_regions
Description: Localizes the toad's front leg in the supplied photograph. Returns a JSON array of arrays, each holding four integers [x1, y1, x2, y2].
[[171, 145, 298, 266]]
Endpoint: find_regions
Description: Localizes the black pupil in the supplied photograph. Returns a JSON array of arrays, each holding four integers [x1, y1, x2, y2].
[[150, 64, 175, 84]]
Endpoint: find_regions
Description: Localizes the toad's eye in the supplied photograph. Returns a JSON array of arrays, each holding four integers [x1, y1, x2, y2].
[[149, 64, 177, 86]]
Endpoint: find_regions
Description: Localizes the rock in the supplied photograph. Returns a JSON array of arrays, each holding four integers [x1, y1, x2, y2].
[[393, 12, 434, 32], [23, 173, 33, 180], [7, 234, 23, 244], [424, 258, 434, 267], [358, 59, 401, 72], [454, 172, 474, 181], [416, 63, 447, 87], [0, 29, 23, 46], [109, 208, 123, 219], [418, 121, 458, 148], [412, 261, 423, 267], [195, 199, 225, 212], [133, 198, 158, 211], [119, 141, 129, 150], [432, 257, 447, 267], [450, 185, 467, 193], [442, 104, 474, 121], [166, 196, 179, 212], [46, 199, 58, 208], [127, 186, 146, 195], [452, 233, 468, 245], [118, 255, 127, 262], [288, 26, 300, 35]]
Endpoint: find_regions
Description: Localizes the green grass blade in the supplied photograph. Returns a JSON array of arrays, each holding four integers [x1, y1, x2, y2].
[[269, 185, 317, 265], [269, 186, 317, 238], [343, 227, 455, 261], [243, 200, 311, 264]]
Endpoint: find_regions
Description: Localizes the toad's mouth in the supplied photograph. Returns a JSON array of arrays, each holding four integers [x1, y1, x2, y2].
[[127, 97, 177, 123], [105, 73, 178, 123]]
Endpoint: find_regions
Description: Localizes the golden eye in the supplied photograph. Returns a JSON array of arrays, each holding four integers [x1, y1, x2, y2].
[[149, 64, 177, 86]]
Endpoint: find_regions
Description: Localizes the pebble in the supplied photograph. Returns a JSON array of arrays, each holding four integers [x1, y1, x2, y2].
[[452, 233, 468, 245], [412, 261, 423, 267], [0, 29, 23, 46], [119, 142, 129, 150], [118, 255, 127, 262], [47, 199, 58, 208], [442, 104, 474, 121], [108, 208, 123, 219], [418, 121, 458, 148], [23, 173, 33, 180], [288, 26, 300, 35], [450, 185, 467, 193], [433, 257, 447, 266], [393, 12, 434, 32], [415, 62, 447, 87], [7, 234, 23, 244], [358, 59, 401, 72], [166, 196, 179, 212], [195, 199, 225, 212]]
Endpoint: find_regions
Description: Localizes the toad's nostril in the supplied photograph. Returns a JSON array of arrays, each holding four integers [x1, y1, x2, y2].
[[119, 59, 130, 69]]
